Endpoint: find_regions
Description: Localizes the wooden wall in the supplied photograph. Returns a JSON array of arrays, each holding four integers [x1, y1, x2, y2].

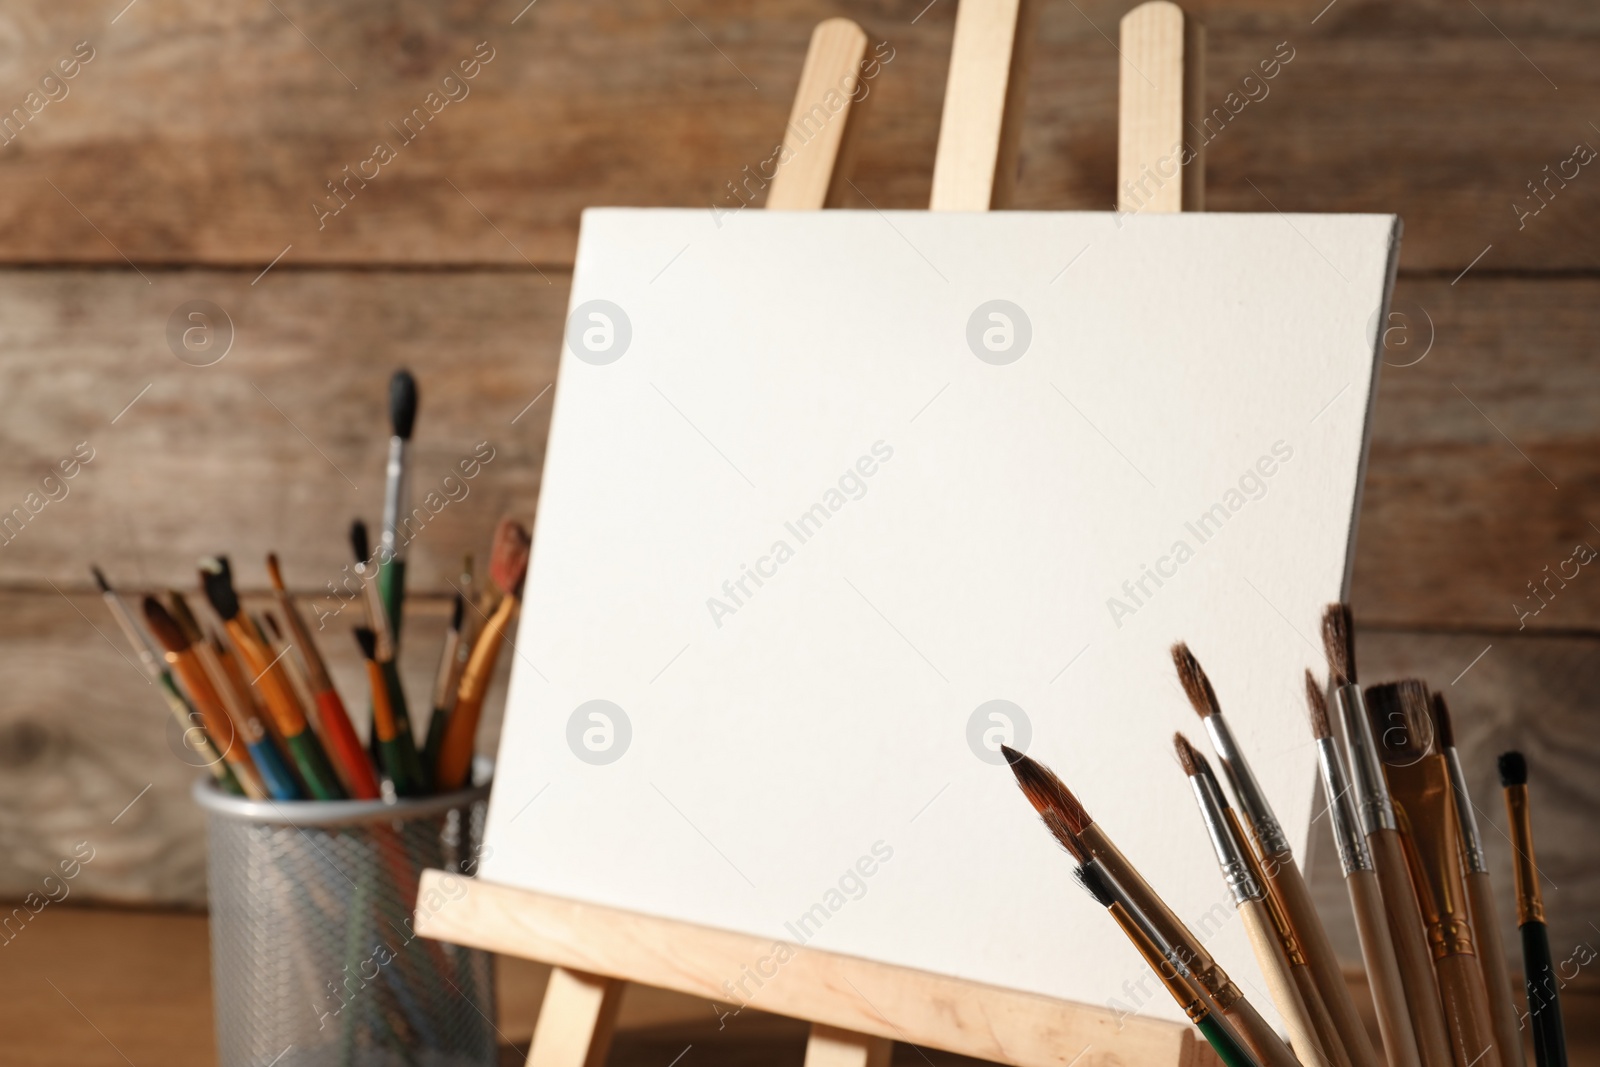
[[0, 0, 1594, 965]]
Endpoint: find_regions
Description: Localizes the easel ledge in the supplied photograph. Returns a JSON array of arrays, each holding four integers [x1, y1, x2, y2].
[[418, 3, 1212, 1065], [414, 871, 1211, 1067]]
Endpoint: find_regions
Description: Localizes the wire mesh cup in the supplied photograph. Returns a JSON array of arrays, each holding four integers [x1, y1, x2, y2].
[[194, 768, 497, 1067]]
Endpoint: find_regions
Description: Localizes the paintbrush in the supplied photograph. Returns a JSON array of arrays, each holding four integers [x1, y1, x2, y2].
[[1001, 745, 1299, 1067], [351, 520, 427, 791], [379, 369, 417, 644], [1434, 695, 1525, 1067], [1072, 859, 1261, 1067], [201, 557, 345, 800], [1367, 681, 1502, 1067], [1175, 733, 1339, 1067], [265, 553, 379, 800], [1322, 604, 1454, 1067], [1305, 671, 1421, 1067], [421, 592, 465, 774], [92, 566, 245, 796], [1173, 643, 1374, 1067], [142, 597, 266, 799], [353, 627, 426, 796], [1499, 752, 1567, 1067], [434, 518, 531, 793]]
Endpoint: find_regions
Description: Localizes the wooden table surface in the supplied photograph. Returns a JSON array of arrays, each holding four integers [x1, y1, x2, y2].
[[5, 906, 1595, 1067]]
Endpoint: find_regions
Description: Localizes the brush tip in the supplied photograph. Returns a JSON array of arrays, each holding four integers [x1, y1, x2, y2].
[[1304, 669, 1332, 741], [450, 592, 465, 630], [265, 552, 285, 590], [1172, 732, 1204, 776], [1498, 750, 1527, 787], [390, 369, 418, 440], [489, 517, 533, 597], [166, 591, 203, 642], [141, 596, 189, 652], [1170, 641, 1220, 719], [1365, 679, 1432, 763], [199, 557, 239, 620], [1003, 747, 1091, 837], [1073, 863, 1116, 908], [353, 626, 377, 660], [90, 565, 111, 593], [1431, 692, 1456, 749], [1321, 603, 1356, 685], [350, 519, 370, 566]]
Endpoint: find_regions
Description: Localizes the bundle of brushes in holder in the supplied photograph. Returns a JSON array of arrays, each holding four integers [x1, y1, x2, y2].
[[1002, 604, 1567, 1067], [92, 370, 530, 1067]]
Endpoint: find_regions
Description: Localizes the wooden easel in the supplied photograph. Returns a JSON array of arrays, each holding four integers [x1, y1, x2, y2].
[[415, 4, 1212, 1066]]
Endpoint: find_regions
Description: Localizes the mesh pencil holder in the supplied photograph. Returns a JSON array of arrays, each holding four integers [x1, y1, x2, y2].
[[194, 765, 497, 1067]]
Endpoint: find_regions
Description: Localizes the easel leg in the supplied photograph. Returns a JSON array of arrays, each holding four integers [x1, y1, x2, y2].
[[525, 966, 624, 1067], [804, 1023, 894, 1067]]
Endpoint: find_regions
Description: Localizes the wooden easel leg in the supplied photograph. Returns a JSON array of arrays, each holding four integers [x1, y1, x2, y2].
[[804, 1023, 895, 1067], [524, 966, 624, 1067]]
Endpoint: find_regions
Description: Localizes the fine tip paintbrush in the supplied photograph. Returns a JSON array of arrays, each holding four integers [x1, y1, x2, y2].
[[1072, 856, 1261, 1067], [201, 557, 345, 801], [1305, 671, 1422, 1067], [433, 518, 531, 793], [1435, 695, 1525, 1067], [1001, 745, 1299, 1067], [1499, 751, 1567, 1067], [1321, 604, 1454, 1067], [422, 592, 465, 773], [265, 552, 379, 800], [379, 369, 418, 644], [92, 566, 244, 796], [1174, 732, 1335, 1067], [1172, 642, 1375, 1067], [1367, 681, 1502, 1067]]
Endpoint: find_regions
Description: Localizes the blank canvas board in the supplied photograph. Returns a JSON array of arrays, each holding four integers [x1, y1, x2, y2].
[[480, 209, 1400, 1029]]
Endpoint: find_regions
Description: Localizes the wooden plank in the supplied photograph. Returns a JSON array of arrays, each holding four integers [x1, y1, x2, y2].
[[1117, 1, 1205, 212], [0, 3, 1592, 269], [805, 1025, 894, 1067], [928, 0, 1036, 210], [413, 870, 1199, 1067], [766, 19, 870, 211], [525, 967, 624, 1067]]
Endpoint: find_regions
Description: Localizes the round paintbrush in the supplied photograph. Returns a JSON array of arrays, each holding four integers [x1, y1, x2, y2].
[[379, 369, 417, 644], [1498, 752, 1566, 1067]]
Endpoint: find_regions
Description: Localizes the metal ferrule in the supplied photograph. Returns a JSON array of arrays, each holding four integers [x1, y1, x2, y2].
[[1334, 682, 1397, 834], [1505, 784, 1546, 926], [1190, 772, 1263, 905], [381, 436, 410, 560], [1443, 747, 1488, 874], [1314, 736, 1374, 875], [103, 593, 163, 681], [1203, 714, 1292, 858]]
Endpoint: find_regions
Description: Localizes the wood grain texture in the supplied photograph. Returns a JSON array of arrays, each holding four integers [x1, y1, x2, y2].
[[413, 870, 1201, 1067], [0, 2, 1593, 269]]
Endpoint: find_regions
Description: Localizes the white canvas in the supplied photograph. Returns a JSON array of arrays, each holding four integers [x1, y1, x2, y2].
[[479, 208, 1400, 1029]]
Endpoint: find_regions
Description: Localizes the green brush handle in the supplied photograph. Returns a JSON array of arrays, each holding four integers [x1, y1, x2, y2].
[[378, 558, 406, 648], [157, 672, 242, 795], [1197, 1013, 1260, 1067], [285, 731, 347, 801], [1522, 920, 1568, 1067], [380, 658, 429, 794]]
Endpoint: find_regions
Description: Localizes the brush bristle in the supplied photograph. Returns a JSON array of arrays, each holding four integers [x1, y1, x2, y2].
[[262, 613, 284, 641], [1002, 745, 1092, 836], [390, 369, 418, 440], [91, 565, 112, 594], [350, 520, 370, 566], [1074, 863, 1116, 908], [1304, 670, 1332, 741], [1321, 603, 1356, 685], [1365, 679, 1432, 763], [1498, 751, 1527, 787], [141, 596, 190, 653], [489, 518, 532, 597], [167, 592, 204, 643], [450, 592, 464, 631], [1171, 642, 1221, 719], [265, 552, 286, 592], [1173, 732, 1206, 777], [199, 557, 239, 621], [353, 627, 377, 661], [1431, 692, 1456, 750]]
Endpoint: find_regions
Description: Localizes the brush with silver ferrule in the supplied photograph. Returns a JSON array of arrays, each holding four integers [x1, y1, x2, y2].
[[379, 369, 417, 644]]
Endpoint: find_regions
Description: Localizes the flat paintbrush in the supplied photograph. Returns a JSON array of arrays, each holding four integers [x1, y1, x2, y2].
[[1306, 671, 1421, 1067], [1173, 642, 1373, 1067], [1367, 681, 1501, 1067], [1499, 752, 1567, 1067], [92, 566, 244, 795], [1001, 745, 1299, 1067], [434, 518, 531, 793], [1322, 604, 1453, 1067]]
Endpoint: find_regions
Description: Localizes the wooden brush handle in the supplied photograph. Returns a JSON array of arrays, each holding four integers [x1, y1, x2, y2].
[[435, 594, 517, 793], [1239, 899, 1326, 1067], [1293, 961, 1354, 1067], [1347, 868, 1423, 1067], [1436, 952, 1503, 1067], [1371, 828, 1455, 1067], [1221, 994, 1304, 1067], [1465, 870, 1526, 1067], [1269, 854, 1380, 1067]]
